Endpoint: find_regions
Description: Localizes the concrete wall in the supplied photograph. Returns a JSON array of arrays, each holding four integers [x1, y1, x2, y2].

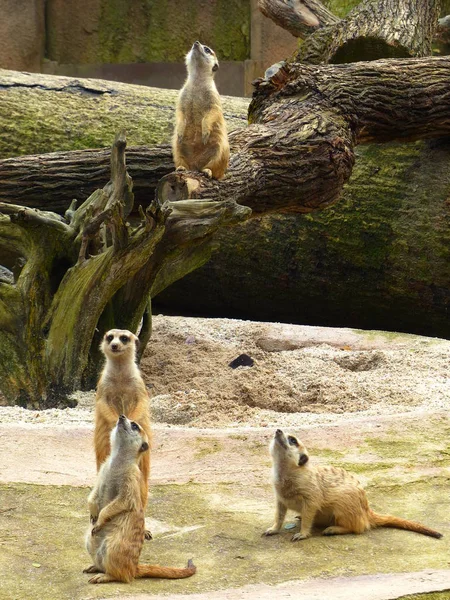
[[5, 0, 447, 95], [0, 0, 299, 96], [0, 0, 45, 71]]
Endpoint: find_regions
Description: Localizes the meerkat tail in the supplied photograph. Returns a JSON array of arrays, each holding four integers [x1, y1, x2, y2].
[[369, 510, 442, 538], [135, 559, 196, 579]]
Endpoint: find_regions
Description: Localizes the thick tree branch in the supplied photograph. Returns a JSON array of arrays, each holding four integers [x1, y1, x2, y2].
[[0, 145, 175, 215], [258, 0, 338, 38], [260, 0, 441, 64], [299, 0, 441, 64], [253, 56, 450, 144], [160, 56, 450, 215]]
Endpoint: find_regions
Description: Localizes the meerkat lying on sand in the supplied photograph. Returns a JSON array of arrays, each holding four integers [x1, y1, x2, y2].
[[84, 415, 196, 584], [94, 329, 151, 532], [264, 429, 442, 541], [172, 40, 229, 179]]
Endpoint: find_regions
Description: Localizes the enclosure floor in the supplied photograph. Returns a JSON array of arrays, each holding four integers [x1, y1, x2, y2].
[[0, 412, 449, 600]]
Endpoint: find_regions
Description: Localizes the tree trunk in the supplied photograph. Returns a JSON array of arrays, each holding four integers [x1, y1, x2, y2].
[[155, 137, 450, 339], [0, 69, 248, 158], [0, 134, 249, 407]]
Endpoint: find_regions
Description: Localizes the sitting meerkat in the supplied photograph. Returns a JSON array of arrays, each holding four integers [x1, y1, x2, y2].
[[264, 429, 442, 541], [172, 40, 230, 179], [84, 415, 196, 584], [94, 329, 152, 533]]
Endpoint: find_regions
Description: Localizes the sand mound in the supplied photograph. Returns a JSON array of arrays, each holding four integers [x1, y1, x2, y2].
[[138, 316, 450, 428]]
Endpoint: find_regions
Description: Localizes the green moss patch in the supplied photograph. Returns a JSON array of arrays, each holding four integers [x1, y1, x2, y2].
[[1, 474, 448, 600]]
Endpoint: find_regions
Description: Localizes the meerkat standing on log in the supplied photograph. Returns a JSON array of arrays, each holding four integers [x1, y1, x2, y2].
[[84, 415, 196, 584], [94, 329, 151, 516], [264, 429, 442, 541], [172, 40, 230, 179]]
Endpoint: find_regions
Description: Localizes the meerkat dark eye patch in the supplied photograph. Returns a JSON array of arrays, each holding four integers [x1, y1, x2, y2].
[[212, 63, 219, 72], [298, 453, 309, 466], [140, 442, 149, 453], [203, 46, 212, 54], [119, 335, 129, 344], [131, 422, 140, 431], [106, 334, 114, 343], [288, 435, 299, 446]]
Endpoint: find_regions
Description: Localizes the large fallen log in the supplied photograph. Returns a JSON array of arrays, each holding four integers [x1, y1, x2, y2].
[[0, 69, 248, 158], [155, 138, 450, 339], [2, 56, 448, 218]]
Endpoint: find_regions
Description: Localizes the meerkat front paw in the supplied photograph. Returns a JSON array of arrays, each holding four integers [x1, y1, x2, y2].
[[202, 131, 211, 145], [88, 573, 112, 584], [201, 168, 212, 178], [176, 166, 187, 172], [262, 527, 280, 537], [291, 532, 311, 541], [144, 529, 153, 540], [83, 565, 101, 574], [91, 524, 102, 536]]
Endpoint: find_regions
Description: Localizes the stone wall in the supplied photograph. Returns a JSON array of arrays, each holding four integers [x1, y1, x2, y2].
[[0, 0, 299, 96], [1, 0, 448, 96], [0, 0, 45, 71]]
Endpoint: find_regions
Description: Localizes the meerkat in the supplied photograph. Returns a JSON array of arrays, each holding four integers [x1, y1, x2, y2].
[[84, 415, 196, 584], [263, 429, 442, 541], [172, 40, 230, 179], [94, 329, 151, 518]]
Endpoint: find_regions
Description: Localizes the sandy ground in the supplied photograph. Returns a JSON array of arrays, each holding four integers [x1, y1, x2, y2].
[[1, 412, 449, 600], [1, 317, 449, 600], [1, 315, 449, 429]]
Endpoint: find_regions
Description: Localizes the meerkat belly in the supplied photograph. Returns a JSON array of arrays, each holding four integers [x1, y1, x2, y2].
[[180, 123, 219, 167], [276, 487, 306, 513], [105, 389, 138, 417], [106, 512, 145, 563]]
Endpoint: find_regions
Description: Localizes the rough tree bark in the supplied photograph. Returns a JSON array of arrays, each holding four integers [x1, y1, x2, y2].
[[0, 145, 176, 214], [0, 133, 249, 406], [260, 0, 442, 63]]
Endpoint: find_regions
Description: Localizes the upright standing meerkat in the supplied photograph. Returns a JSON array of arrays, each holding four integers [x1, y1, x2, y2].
[[84, 415, 196, 584], [264, 429, 442, 541], [172, 40, 230, 179], [94, 329, 151, 514]]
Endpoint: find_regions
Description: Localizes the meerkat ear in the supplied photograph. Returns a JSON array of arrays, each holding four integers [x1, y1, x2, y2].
[[140, 441, 149, 453], [134, 337, 141, 352], [212, 63, 219, 72], [298, 453, 309, 466]]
